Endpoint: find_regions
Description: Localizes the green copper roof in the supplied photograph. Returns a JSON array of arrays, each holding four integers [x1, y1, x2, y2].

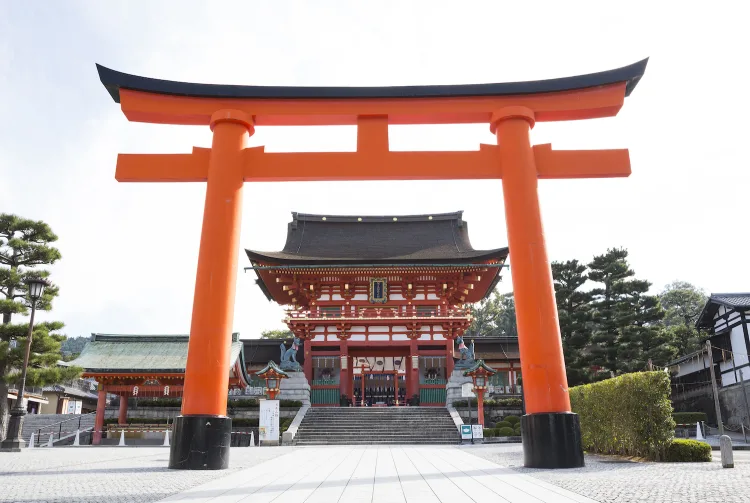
[[63, 333, 244, 375], [462, 359, 497, 376], [256, 360, 289, 377]]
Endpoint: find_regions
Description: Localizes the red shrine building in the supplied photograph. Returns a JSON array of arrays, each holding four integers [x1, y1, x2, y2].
[[246, 211, 509, 406]]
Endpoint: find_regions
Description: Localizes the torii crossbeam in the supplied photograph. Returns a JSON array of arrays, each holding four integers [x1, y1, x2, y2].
[[97, 58, 647, 470]]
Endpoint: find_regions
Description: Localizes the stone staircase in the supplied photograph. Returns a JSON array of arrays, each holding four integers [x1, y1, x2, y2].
[[21, 413, 96, 445], [295, 407, 459, 445]]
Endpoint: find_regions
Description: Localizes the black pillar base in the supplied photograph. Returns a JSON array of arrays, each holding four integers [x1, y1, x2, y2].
[[168, 415, 231, 470], [521, 412, 584, 469], [0, 408, 26, 452]]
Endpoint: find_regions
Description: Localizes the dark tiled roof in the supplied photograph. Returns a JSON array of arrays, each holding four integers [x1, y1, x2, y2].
[[696, 293, 750, 329], [245, 211, 507, 264]]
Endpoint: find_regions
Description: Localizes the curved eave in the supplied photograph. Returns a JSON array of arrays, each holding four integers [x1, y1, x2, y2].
[[244, 248, 509, 265], [97, 59, 648, 104]]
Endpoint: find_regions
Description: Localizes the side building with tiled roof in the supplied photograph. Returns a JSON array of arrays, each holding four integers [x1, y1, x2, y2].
[[667, 292, 750, 426]]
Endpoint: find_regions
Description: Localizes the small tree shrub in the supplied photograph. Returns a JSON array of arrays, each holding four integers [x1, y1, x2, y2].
[[483, 428, 496, 438], [665, 439, 711, 462], [504, 415, 520, 425], [672, 412, 707, 425], [497, 426, 515, 437], [570, 371, 675, 460], [496, 398, 523, 407], [496, 421, 513, 430]]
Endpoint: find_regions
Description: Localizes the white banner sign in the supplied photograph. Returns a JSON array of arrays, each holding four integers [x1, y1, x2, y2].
[[259, 399, 280, 442], [461, 382, 475, 398]]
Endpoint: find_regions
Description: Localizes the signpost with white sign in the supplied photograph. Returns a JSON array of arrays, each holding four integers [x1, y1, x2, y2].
[[259, 399, 280, 446]]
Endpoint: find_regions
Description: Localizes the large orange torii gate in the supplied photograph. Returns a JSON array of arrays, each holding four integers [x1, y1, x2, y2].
[[97, 58, 647, 470]]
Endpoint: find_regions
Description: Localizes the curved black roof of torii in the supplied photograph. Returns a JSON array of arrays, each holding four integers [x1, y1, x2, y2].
[[96, 59, 648, 103], [245, 211, 508, 265]]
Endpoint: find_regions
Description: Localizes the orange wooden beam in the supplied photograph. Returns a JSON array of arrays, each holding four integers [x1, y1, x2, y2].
[[243, 145, 501, 181], [118, 83, 626, 127], [533, 144, 631, 179], [114, 144, 630, 183], [115, 147, 210, 182]]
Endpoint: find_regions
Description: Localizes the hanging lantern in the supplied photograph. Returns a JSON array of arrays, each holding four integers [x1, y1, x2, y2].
[[164, 385, 170, 396], [132, 386, 139, 397]]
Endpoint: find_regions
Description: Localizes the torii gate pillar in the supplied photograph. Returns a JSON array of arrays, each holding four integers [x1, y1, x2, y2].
[[96, 58, 647, 470]]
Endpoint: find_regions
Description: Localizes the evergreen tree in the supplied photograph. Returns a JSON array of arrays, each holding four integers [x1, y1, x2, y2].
[[587, 248, 634, 374], [587, 248, 668, 375], [466, 291, 517, 337], [261, 329, 294, 339], [0, 214, 61, 324], [659, 281, 707, 355], [0, 214, 72, 441], [552, 260, 593, 385]]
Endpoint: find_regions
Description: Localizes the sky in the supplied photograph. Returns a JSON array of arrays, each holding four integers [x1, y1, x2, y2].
[[1, 1, 748, 340]]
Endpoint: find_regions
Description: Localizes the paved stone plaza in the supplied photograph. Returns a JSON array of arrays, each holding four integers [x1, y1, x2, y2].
[[0, 444, 748, 502]]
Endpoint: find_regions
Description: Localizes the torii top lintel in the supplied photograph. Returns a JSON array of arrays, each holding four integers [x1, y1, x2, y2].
[[97, 59, 647, 127], [98, 59, 647, 182]]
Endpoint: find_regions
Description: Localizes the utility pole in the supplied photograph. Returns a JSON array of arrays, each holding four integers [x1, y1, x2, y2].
[[706, 341, 724, 436]]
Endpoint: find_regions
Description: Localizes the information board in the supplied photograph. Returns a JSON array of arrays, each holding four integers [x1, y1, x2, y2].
[[259, 399, 280, 442], [461, 382, 475, 398], [472, 425, 484, 439], [460, 424, 472, 440]]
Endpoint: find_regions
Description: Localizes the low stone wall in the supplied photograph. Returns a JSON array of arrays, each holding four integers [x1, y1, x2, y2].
[[104, 406, 301, 421]]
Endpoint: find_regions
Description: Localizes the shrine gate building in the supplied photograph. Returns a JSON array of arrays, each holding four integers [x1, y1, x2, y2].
[[246, 211, 509, 406]]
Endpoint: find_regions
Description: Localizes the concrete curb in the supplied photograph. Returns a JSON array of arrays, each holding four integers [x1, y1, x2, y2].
[[282, 404, 310, 445]]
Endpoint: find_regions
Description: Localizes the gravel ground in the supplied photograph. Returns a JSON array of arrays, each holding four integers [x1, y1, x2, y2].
[[0, 446, 293, 503], [465, 443, 750, 503]]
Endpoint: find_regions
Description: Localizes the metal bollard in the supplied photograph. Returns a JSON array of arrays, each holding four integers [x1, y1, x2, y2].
[[163, 430, 170, 447], [28, 433, 35, 450], [46, 434, 54, 448], [720, 435, 734, 468], [73, 430, 80, 447]]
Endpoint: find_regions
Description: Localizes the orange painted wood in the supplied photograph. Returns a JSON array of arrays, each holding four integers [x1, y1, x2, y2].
[[115, 148, 210, 182], [181, 110, 252, 417], [494, 107, 571, 415], [118, 83, 626, 126], [533, 144, 631, 179]]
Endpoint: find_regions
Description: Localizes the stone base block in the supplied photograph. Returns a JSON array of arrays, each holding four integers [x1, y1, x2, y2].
[[521, 412, 584, 468], [168, 415, 231, 470]]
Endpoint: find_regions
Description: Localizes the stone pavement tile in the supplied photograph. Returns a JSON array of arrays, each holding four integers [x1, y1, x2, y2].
[[371, 447, 406, 503], [400, 447, 471, 502], [407, 447, 509, 502], [338, 447, 377, 502], [390, 447, 440, 503], [439, 447, 596, 503], [0, 446, 291, 503], [302, 447, 366, 503], [466, 444, 750, 503]]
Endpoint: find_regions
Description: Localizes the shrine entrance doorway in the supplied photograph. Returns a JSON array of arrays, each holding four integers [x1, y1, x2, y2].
[[352, 356, 407, 406]]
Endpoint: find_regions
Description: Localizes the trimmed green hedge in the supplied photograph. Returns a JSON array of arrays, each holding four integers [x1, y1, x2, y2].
[[496, 421, 513, 430], [484, 428, 496, 437], [504, 415, 520, 425], [673, 412, 707, 425], [496, 426, 515, 437], [665, 439, 711, 462], [451, 397, 523, 408], [570, 371, 675, 460]]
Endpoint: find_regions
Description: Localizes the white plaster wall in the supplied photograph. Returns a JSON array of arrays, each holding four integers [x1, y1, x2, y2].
[[392, 334, 408, 341], [369, 334, 390, 341], [719, 324, 750, 386]]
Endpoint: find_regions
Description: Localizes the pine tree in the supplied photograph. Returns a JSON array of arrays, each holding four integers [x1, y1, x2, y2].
[[0, 214, 72, 441], [552, 260, 593, 385], [587, 248, 634, 375], [466, 291, 517, 337], [659, 281, 707, 355], [587, 248, 669, 375]]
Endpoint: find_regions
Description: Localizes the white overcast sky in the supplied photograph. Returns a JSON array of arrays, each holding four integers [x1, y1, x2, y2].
[[1, 1, 747, 340]]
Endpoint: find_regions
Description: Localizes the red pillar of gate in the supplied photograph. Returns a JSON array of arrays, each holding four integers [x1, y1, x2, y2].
[[169, 110, 252, 469], [408, 339, 419, 402], [118, 394, 128, 425], [93, 385, 106, 445], [339, 339, 349, 403], [492, 106, 583, 467]]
